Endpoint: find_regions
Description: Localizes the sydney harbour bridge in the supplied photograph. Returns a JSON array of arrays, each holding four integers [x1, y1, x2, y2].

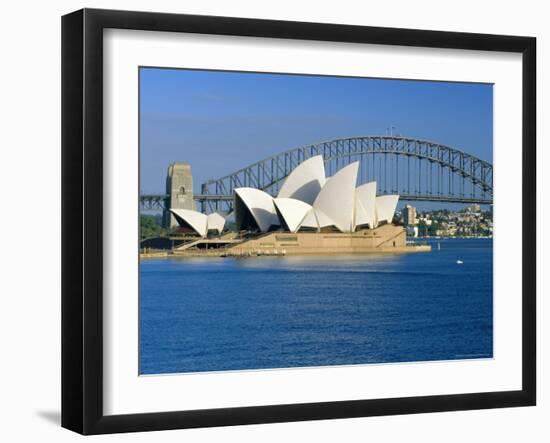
[[140, 135, 493, 214]]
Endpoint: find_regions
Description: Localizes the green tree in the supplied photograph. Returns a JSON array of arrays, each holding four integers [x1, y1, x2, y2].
[[140, 214, 166, 239]]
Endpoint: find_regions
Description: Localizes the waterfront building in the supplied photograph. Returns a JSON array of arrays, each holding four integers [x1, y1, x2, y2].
[[403, 204, 417, 226], [169, 155, 401, 242], [232, 157, 398, 234]]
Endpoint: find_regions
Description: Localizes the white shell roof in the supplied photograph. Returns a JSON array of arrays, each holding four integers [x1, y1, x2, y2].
[[301, 209, 319, 230], [355, 181, 377, 229], [277, 155, 326, 205], [194, 161, 401, 235], [234, 187, 278, 233], [206, 212, 226, 234], [169, 209, 208, 237], [314, 208, 335, 229], [273, 198, 313, 233], [375, 195, 400, 225], [312, 162, 359, 232]]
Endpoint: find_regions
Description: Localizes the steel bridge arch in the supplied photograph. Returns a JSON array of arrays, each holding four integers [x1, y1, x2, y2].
[[198, 136, 492, 212]]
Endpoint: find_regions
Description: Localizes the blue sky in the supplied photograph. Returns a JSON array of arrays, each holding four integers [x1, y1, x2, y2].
[[139, 68, 492, 209]]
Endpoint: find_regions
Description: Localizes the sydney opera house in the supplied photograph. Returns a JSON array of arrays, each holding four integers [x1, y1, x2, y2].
[[168, 156, 426, 255]]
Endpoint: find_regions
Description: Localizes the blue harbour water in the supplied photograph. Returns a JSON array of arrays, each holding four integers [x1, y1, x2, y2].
[[139, 238, 493, 375]]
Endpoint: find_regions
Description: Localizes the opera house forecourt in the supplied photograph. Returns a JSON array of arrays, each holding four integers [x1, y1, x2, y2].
[[167, 156, 430, 256]]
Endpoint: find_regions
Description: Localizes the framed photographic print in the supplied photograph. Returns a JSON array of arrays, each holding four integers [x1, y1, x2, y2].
[[61, 8, 536, 435]]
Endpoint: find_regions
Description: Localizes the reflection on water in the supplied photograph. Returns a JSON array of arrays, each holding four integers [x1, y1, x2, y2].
[[139, 238, 493, 375]]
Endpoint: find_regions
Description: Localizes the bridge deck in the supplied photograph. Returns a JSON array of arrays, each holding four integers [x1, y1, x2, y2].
[[140, 136, 493, 213]]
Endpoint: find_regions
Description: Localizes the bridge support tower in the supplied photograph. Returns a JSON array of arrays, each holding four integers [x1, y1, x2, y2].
[[163, 162, 195, 228]]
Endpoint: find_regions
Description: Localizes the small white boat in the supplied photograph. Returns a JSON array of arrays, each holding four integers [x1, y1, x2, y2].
[[456, 260, 464, 264]]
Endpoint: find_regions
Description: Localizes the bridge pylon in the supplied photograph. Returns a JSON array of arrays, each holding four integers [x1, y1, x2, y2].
[[163, 162, 195, 227]]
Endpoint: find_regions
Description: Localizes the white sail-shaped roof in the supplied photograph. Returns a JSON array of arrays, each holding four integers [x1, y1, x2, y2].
[[312, 162, 359, 232], [206, 212, 226, 234], [169, 209, 208, 237], [234, 187, 278, 233], [273, 198, 313, 233], [354, 202, 370, 230], [277, 155, 326, 205], [314, 208, 335, 229], [375, 195, 400, 225], [355, 181, 377, 229], [301, 209, 319, 230]]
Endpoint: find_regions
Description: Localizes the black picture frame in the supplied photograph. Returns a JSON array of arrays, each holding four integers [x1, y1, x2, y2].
[[62, 8, 536, 435]]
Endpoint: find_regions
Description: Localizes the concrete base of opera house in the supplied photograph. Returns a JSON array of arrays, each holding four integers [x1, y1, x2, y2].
[[164, 224, 431, 257]]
